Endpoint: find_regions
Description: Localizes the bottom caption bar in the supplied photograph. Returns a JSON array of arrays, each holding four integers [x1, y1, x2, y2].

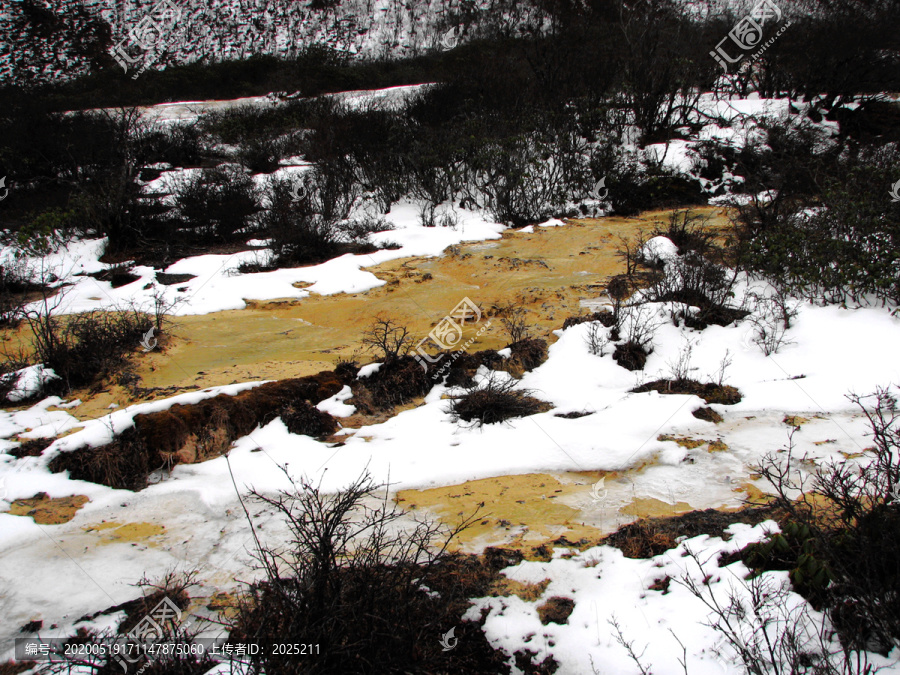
[[16, 638, 322, 662]]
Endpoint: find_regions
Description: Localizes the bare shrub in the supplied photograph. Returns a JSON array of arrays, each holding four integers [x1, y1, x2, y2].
[[665, 336, 697, 385], [615, 229, 649, 277], [652, 210, 717, 258], [38, 570, 212, 675], [447, 372, 548, 427], [646, 250, 744, 329], [678, 548, 866, 675], [173, 165, 261, 242], [614, 302, 665, 370], [585, 321, 612, 357], [20, 289, 154, 391], [751, 387, 900, 656], [747, 291, 799, 356], [621, 302, 663, 352], [499, 305, 533, 345], [711, 349, 734, 388], [607, 275, 632, 323], [360, 316, 414, 363], [147, 285, 180, 332], [229, 470, 494, 673]]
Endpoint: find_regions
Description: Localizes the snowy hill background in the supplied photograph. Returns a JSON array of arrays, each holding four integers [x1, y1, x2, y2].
[[0, 0, 758, 86], [0, 0, 543, 85]]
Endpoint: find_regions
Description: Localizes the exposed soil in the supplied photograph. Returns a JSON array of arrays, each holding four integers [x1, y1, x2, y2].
[[632, 379, 742, 405], [537, 596, 576, 625], [602, 504, 785, 559], [692, 406, 724, 423]]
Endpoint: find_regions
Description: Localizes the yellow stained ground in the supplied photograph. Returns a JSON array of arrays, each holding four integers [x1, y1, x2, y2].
[[6, 494, 90, 524], [81, 521, 167, 544], [129, 207, 732, 396], [397, 472, 611, 550]]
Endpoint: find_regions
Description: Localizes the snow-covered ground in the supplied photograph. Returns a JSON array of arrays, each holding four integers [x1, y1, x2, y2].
[[1, 83, 899, 671], [87, 83, 434, 124], [2, 244, 899, 669], [0, 200, 504, 317], [468, 521, 900, 674]]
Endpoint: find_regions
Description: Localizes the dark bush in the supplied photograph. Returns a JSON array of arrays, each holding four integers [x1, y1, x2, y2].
[[752, 388, 900, 653], [562, 310, 616, 330], [8, 437, 53, 458], [448, 374, 548, 427], [737, 144, 900, 305], [255, 175, 341, 267], [646, 250, 744, 329], [692, 406, 723, 423], [350, 355, 433, 413], [280, 401, 339, 438], [24, 305, 153, 391], [612, 340, 648, 371], [230, 471, 508, 674], [173, 166, 261, 242], [631, 379, 742, 405], [507, 338, 549, 373]]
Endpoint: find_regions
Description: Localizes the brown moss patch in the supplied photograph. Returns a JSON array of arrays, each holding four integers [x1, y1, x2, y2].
[[649, 576, 671, 593], [658, 434, 707, 450], [207, 591, 239, 611], [613, 341, 649, 371], [488, 577, 551, 601], [536, 596, 575, 625], [708, 439, 729, 453], [0, 660, 35, 675], [692, 406, 723, 423], [604, 505, 784, 559], [7, 493, 89, 524], [632, 379, 742, 405], [49, 371, 344, 490], [8, 438, 53, 458]]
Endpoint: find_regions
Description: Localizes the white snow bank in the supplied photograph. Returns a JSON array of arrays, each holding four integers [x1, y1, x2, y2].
[[465, 521, 900, 674], [2, 365, 59, 402], [13, 201, 505, 317], [641, 236, 679, 263]]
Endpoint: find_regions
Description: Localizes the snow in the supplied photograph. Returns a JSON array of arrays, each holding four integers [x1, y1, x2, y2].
[[465, 521, 900, 673], [537, 218, 566, 228], [3, 200, 505, 318], [316, 385, 356, 417], [357, 363, 382, 378], [2, 365, 59, 403], [2, 266, 900, 654], [0, 83, 897, 670], [641, 236, 679, 263], [85, 84, 435, 124]]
